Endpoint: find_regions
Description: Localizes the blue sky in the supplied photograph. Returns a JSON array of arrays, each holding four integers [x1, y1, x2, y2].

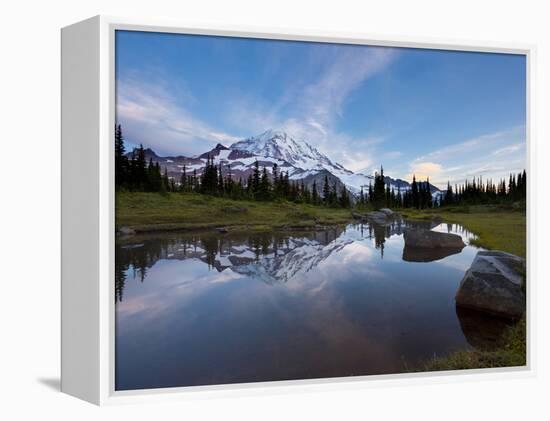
[[115, 30, 526, 188]]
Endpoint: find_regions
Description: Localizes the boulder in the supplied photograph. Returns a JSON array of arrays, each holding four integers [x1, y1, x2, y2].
[[403, 229, 465, 248], [455, 251, 526, 319], [378, 208, 395, 217], [352, 211, 367, 221], [118, 226, 136, 236], [366, 211, 390, 225]]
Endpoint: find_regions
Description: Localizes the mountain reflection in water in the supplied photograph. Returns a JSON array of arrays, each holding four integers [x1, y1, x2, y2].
[[115, 220, 497, 391]]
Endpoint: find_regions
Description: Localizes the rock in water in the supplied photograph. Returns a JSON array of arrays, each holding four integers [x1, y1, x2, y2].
[[118, 226, 136, 236], [455, 251, 526, 319], [403, 229, 465, 248], [378, 208, 394, 217]]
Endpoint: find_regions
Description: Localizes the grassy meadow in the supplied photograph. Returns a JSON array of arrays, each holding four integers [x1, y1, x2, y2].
[[116, 191, 353, 233]]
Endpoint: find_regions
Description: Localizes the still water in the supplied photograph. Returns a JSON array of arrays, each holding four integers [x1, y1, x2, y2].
[[115, 219, 508, 390]]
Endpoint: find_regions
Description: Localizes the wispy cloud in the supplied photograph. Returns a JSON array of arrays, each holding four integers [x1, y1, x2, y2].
[[398, 126, 526, 188], [291, 46, 397, 139], [117, 78, 240, 156], [492, 143, 523, 156], [222, 45, 398, 162], [117, 42, 398, 164]]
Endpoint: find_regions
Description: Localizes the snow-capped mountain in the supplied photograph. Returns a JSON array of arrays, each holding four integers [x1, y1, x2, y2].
[[231, 130, 350, 175], [127, 129, 440, 199]]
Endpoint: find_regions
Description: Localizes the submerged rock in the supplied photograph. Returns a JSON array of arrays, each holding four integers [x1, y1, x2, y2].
[[118, 226, 136, 236], [403, 229, 465, 249], [455, 251, 526, 319]]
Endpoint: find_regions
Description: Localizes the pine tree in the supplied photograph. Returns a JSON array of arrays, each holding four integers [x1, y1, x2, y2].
[[411, 175, 419, 209], [271, 163, 279, 198], [322, 175, 330, 206], [130, 144, 147, 191], [312, 180, 318, 205], [372, 166, 386, 209], [330, 182, 338, 207], [444, 181, 453, 206], [521, 170, 527, 200], [225, 164, 233, 196], [252, 160, 260, 198], [283, 172, 290, 199], [426, 177, 433, 208], [368, 181, 373, 203], [180, 165, 187, 192], [162, 167, 170, 192], [114, 124, 128, 189], [258, 166, 271, 200], [339, 186, 350, 208], [218, 163, 224, 196]]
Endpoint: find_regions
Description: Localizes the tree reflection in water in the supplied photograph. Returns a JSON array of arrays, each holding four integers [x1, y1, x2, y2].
[[116, 219, 432, 302]]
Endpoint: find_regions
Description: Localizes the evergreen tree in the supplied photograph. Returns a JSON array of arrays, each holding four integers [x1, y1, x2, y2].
[[339, 186, 350, 208], [368, 181, 373, 203], [257, 166, 271, 200], [162, 167, 169, 192], [521, 170, 527, 200], [411, 175, 419, 209], [218, 163, 224, 196], [443, 181, 453, 206], [312, 180, 319, 205], [372, 166, 386, 209], [252, 160, 260, 198], [114, 124, 128, 189], [180, 165, 187, 192], [322, 175, 330, 206], [225, 164, 233, 196], [271, 163, 279, 198], [426, 177, 433, 208]]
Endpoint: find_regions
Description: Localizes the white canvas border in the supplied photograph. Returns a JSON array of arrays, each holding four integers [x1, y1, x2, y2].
[[74, 15, 536, 405]]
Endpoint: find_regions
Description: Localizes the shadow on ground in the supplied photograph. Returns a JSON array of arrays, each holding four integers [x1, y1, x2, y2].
[[37, 377, 60, 392]]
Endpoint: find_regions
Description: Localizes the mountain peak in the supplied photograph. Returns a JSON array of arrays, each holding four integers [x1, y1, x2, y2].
[[259, 129, 290, 138], [230, 129, 344, 173]]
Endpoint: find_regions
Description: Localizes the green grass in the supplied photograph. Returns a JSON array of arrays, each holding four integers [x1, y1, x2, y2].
[[116, 192, 353, 232], [422, 317, 526, 371], [400, 205, 526, 258]]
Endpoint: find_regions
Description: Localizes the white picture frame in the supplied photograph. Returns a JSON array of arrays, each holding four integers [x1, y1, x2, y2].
[[61, 15, 536, 405]]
